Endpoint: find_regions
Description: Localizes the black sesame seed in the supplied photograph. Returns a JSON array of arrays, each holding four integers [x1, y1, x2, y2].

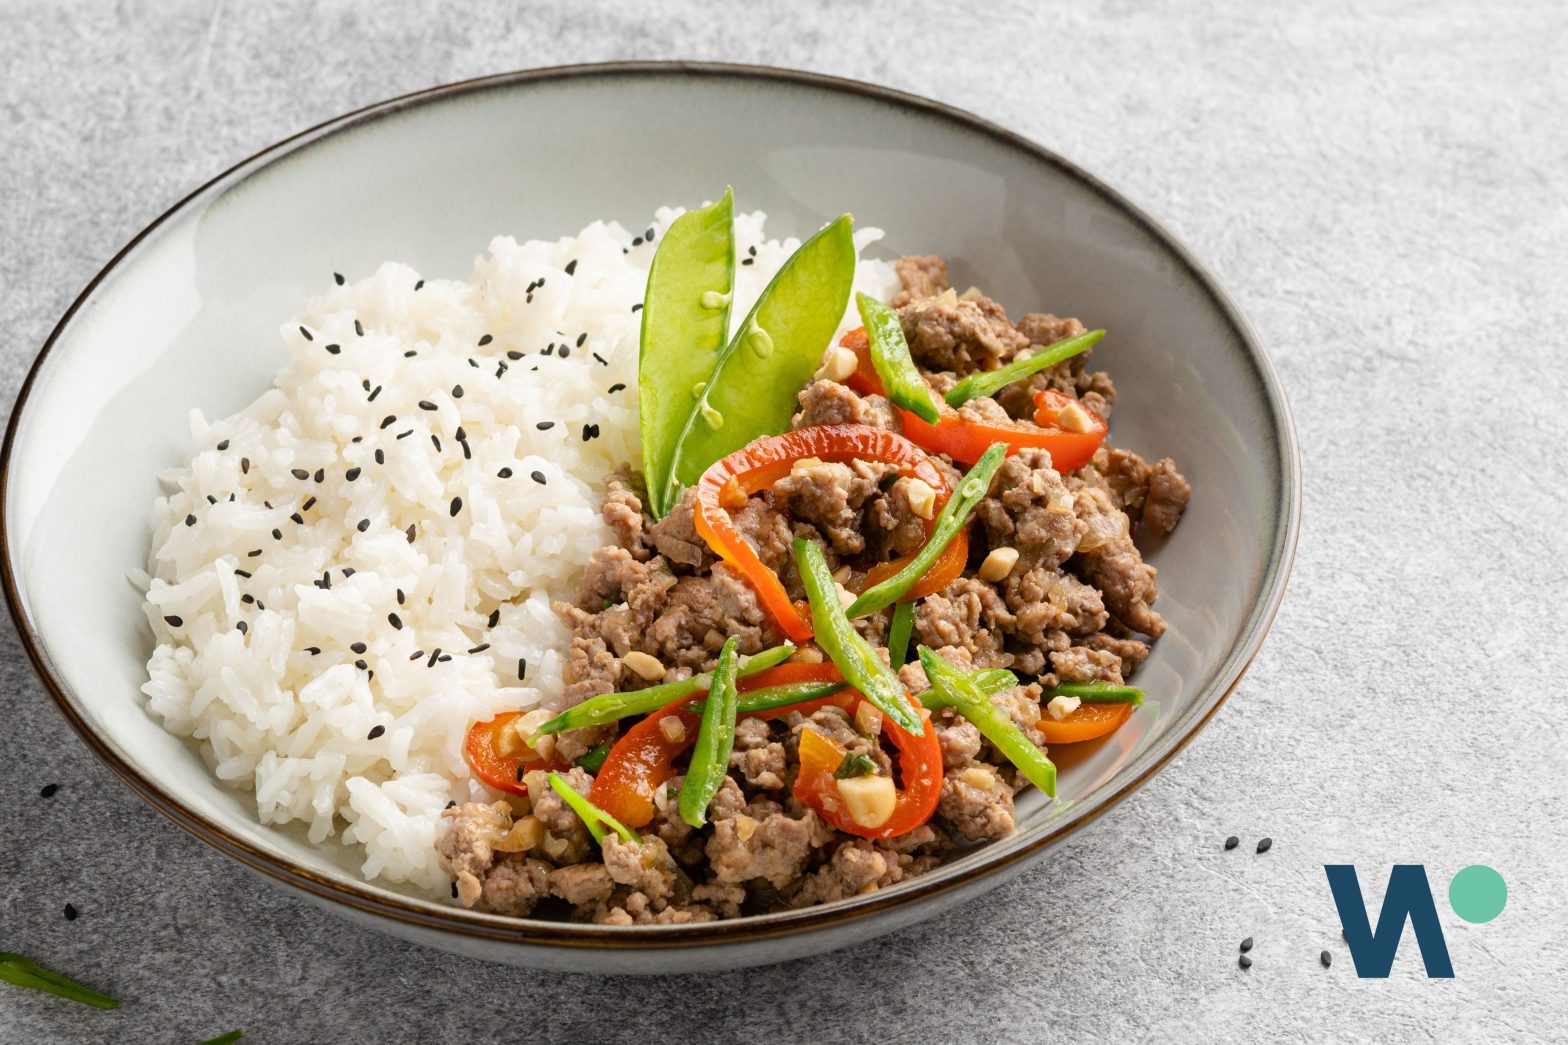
[[305, 646, 321, 655], [575, 333, 587, 348], [354, 659, 367, 670], [451, 882, 458, 898], [368, 724, 386, 739], [406, 524, 416, 543], [497, 467, 513, 479], [410, 650, 424, 661], [272, 528, 283, 540], [241, 594, 255, 605], [206, 496, 217, 505], [542, 344, 554, 356], [525, 293, 534, 304], [559, 346, 571, 359], [216, 439, 230, 451], [507, 350, 524, 361], [449, 497, 462, 517], [415, 279, 425, 291], [487, 609, 500, 627], [290, 513, 304, 525], [645, 226, 654, 240], [418, 400, 437, 411], [741, 257, 754, 266], [320, 571, 332, 589], [583, 424, 600, 441], [342, 567, 355, 578], [1238, 955, 1252, 969], [234, 570, 251, 579], [375, 449, 385, 465], [240, 457, 250, 474], [565, 259, 578, 275], [530, 470, 546, 485], [236, 620, 248, 635], [477, 334, 493, 347], [1225, 835, 1239, 850], [404, 350, 417, 358], [445, 799, 457, 810], [631, 236, 643, 247], [468, 643, 490, 654], [351, 642, 367, 654], [592, 353, 608, 366], [749, 245, 758, 256], [302, 497, 316, 511], [163, 615, 183, 627], [632, 303, 643, 313], [1240, 937, 1254, 952], [396, 588, 405, 604], [367, 385, 381, 401], [396, 430, 412, 440], [608, 383, 626, 393], [452, 385, 464, 399], [63, 903, 78, 921], [380, 415, 396, 429], [299, 326, 313, 342], [314, 468, 324, 483], [536, 421, 554, 431], [517, 657, 527, 681], [326, 343, 342, 355], [346, 467, 362, 482], [428, 648, 441, 667], [516, 764, 527, 783], [291, 468, 310, 480], [438, 654, 452, 663], [247, 549, 262, 557], [431, 435, 441, 452], [1320, 950, 1332, 968], [388, 612, 402, 630], [1257, 837, 1273, 854], [185, 514, 197, 527], [334, 272, 345, 286], [459, 440, 471, 460], [354, 319, 365, 336], [39, 783, 59, 798]]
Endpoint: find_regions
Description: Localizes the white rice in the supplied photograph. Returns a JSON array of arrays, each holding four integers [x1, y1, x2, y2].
[[139, 207, 899, 895]]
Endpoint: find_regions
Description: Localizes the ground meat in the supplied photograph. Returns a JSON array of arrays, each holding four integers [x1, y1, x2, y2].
[[548, 862, 615, 907], [989, 683, 1048, 751], [479, 855, 552, 917], [866, 476, 929, 558], [793, 379, 903, 432], [642, 564, 771, 669], [791, 838, 934, 906], [708, 778, 827, 884], [647, 487, 715, 571], [731, 495, 794, 573], [731, 716, 789, 791], [1002, 567, 1108, 646], [601, 469, 652, 561], [773, 459, 886, 555], [529, 767, 594, 865], [1082, 631, 1151, 676], [891, 254, 949, 307], [976, 448, 1084, 572], [601, 834, 683, 905], [1072, 483, 1165, 637], [1050, 646, 1125, 685], [899, 289, 1029, 375], [1143, 458, 1192, 537], [935, 711, 983, 768], [787, 706, 890, 776], [914, 577, 1016, 667], [937, 763, 1017, 842]]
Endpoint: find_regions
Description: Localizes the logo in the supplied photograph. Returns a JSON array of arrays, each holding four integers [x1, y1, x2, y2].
[[1323, 864, 1507, 978]]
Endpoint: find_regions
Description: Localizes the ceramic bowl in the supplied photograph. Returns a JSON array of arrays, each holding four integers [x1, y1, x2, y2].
[[0, 62, 1298, 973]]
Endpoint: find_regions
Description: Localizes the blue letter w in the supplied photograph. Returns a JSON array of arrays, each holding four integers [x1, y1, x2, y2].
[[1324, 864, 1453, 978]]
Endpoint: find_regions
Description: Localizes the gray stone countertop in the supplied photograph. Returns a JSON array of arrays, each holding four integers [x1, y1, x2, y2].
[[2, 1, 1564, 1041]]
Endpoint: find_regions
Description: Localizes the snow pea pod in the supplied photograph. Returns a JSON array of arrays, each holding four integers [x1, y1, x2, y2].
[[640, 189, 736, 518], [857, 291, 940, 423], [794, 537, 926, 735], [944, 329, 1105, 407], [666, 214, 857, 494], [678, 636, 740, 828]]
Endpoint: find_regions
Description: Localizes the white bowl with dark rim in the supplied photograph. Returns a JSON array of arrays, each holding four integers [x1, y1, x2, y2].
[[0, 62, 1298, 974]]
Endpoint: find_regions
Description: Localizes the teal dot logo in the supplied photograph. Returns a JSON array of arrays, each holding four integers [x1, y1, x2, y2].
[[1448, 865, 1507, 923]]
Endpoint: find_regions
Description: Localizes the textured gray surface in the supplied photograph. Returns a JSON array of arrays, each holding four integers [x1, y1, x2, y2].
[[2, 1, 1566, 1042]]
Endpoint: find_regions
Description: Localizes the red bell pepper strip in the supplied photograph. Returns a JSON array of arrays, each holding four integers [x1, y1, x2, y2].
[[793, 687, 942, 839], [840, 328, 1107, 471], [693, 425, 956, 642], [464, 712, 568, 796], [586, 695, 701, 828]]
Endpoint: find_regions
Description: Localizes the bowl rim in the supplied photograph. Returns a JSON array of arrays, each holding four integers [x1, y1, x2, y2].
[[0, 60, 1301, 951]]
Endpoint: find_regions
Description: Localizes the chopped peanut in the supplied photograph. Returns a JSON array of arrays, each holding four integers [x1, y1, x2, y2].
[[961, 765, 997, 790], [790, 646, 826, 664], [734, 814, 758, 842], [719, 476, 748, 509], [837, 774, 897, 829], [905, 478, 937, 520], [835, 582, 856, 610], [791, 456, 825, 476], [1045, 695, 1083, 721], [814, 346, 859, 382], [622, 650, 666, 681], [978, 546, 1020, 581], [854, 701, 884, 736], [1056, 401, 1095, 434]]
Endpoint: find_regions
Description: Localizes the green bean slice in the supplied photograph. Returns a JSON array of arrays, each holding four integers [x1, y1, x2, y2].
[[944, 329, 1104, 407], [857, 291, 940, 423], [678, 637, 741, 828]]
